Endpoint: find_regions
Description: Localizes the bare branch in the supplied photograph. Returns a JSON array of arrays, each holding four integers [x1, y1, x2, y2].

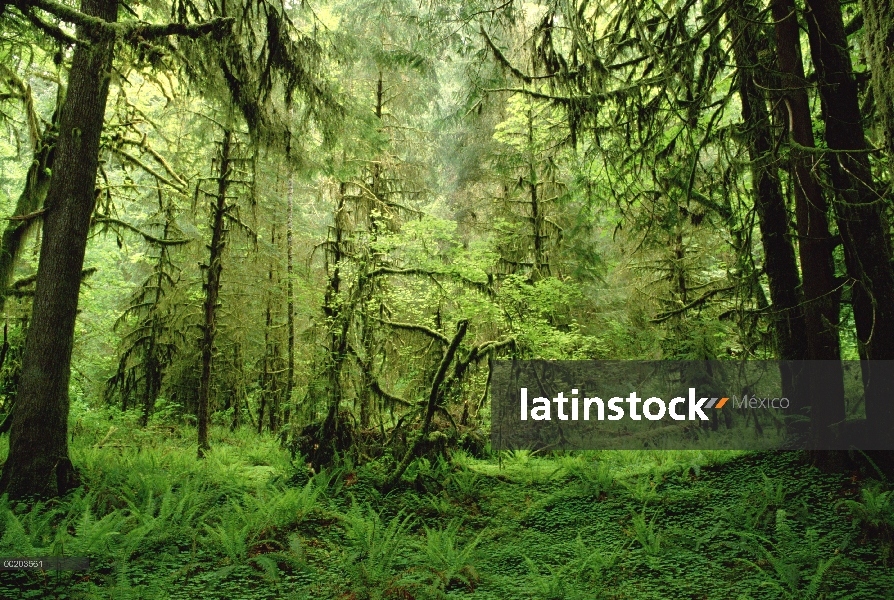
[[110, 147, 186, 193], [93, 215, 191, 247], [650, 286, 735, 323]]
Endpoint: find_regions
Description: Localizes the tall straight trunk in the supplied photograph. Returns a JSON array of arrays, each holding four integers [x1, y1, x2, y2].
[[197, 128, 232, 458], [805, 0, 894, 440], [324, 183, 347, 419], [0, 0, 118, 499], [258, 218, 280, 433], [770, 0, 845, 446], [861, 0, 894, 162], [231, 342, 242, 429], [265, 219, 280, 434], [284, 172, 295, 431], [527, 107, 546, 279], [728, 4, 808, 396]]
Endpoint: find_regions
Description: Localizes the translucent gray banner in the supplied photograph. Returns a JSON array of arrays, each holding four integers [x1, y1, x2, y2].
[[490, 360, 894, 451]]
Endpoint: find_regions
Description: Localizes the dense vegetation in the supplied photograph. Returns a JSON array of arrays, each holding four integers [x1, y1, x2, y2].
[[1, 0, 893, 597]]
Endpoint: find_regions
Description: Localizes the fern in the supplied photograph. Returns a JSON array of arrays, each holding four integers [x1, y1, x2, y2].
[[338, 505, 415, 599], [414, 518, 484, 594], [738, 509, 840, 599]]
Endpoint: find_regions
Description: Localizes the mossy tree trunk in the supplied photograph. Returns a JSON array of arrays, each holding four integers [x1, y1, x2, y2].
[[861, 0, 894, 163], [0, 0, 118, 499], [197, 128, 232, 458], [805, 0, 894, 442], [728, 3, 808, 399], [770, 0, 845, 446]]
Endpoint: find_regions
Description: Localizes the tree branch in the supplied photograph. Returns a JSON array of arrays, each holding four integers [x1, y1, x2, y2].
[[93, 215, 191, 246], [374, 317, 449, 345], [120, 137, 188, 189], [4, 209, 46, 223], [386, 320, 469, 489], [111, 147, 186, 192], [650, 286, 735, 322], [480, 26, 533, 83], [123, 17, 233, 42], [366, 266, 491, 294], [12, 4, 81, 46], [17, 0, 232, 41]]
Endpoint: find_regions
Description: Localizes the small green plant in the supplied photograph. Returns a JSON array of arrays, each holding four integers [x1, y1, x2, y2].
[[413, 518, 484, 595], [837, 483, 894, 533], [620, 473, 661, 505], [446, 469, 482, 503], [629, 508, 663, 556], [338, 506, 415, 599], [524, 535, 615, 599], [739, 509, 840, 599], [557, 456, 614, 497], [759, 472, 788, 507], [837, 482, 894, 563], [449, 448, 474, 471], [424, 493, 455, 518], [720, 472, 789, 532], [502, 448, 533, 468]]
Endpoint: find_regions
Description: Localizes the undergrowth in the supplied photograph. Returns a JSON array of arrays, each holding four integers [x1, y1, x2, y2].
[[0, 411, 891, 599]]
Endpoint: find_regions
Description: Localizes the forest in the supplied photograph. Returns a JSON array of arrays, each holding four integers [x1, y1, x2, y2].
[[1, 0, 893, 597]]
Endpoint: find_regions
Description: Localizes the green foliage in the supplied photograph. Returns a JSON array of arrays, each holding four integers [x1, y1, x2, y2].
[[445, 468, 484, 503], [411, 518, 484, 595], [739, 510, 840, 600], [337, 506, 415, 599], [836, 481, 894, 564], [524, 535, 615, 600], [629, 508, 664, 556], [554, 454, 615, 497], [837, 482, 894, 533], [4, 421, 894, 599]]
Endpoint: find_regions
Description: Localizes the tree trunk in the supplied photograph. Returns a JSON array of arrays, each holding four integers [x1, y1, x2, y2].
[[527, 107, 546, 280], [197, 128, 232, 458], [861, 0, 894, 164], [284, 171, 295, 432], [728, 3, 808, 396], [323, 183, 348, 427], [0, 132, 54, 314], [140, 216, 170, 427], [386, 320, 468, 489], [0, 0, 118, 499], [770, 0, 846, 446], [265, 219, 280, 434], [231, 342, 242, 430], [805, 0, 894, 441]]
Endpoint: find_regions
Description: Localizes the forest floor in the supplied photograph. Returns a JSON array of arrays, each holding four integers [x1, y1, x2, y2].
[[1, 408, 892, 599]]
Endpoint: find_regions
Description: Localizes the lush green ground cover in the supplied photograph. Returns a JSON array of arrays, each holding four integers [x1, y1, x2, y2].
[[1, 409, 892, 599]]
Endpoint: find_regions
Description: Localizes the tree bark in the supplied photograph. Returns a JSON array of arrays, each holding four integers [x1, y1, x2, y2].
[[770, 0, 845, 446], [0, 0, 117, 499], [197, 128, 231, 458], [728, 3, 809, 396], [861, 0, 894, 164], [322, 182, 348, 429], [284, 171, 295, 432], [805, 0, 894, 440], [386, 319, 468, 489], [0, 130, 54, 314]]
